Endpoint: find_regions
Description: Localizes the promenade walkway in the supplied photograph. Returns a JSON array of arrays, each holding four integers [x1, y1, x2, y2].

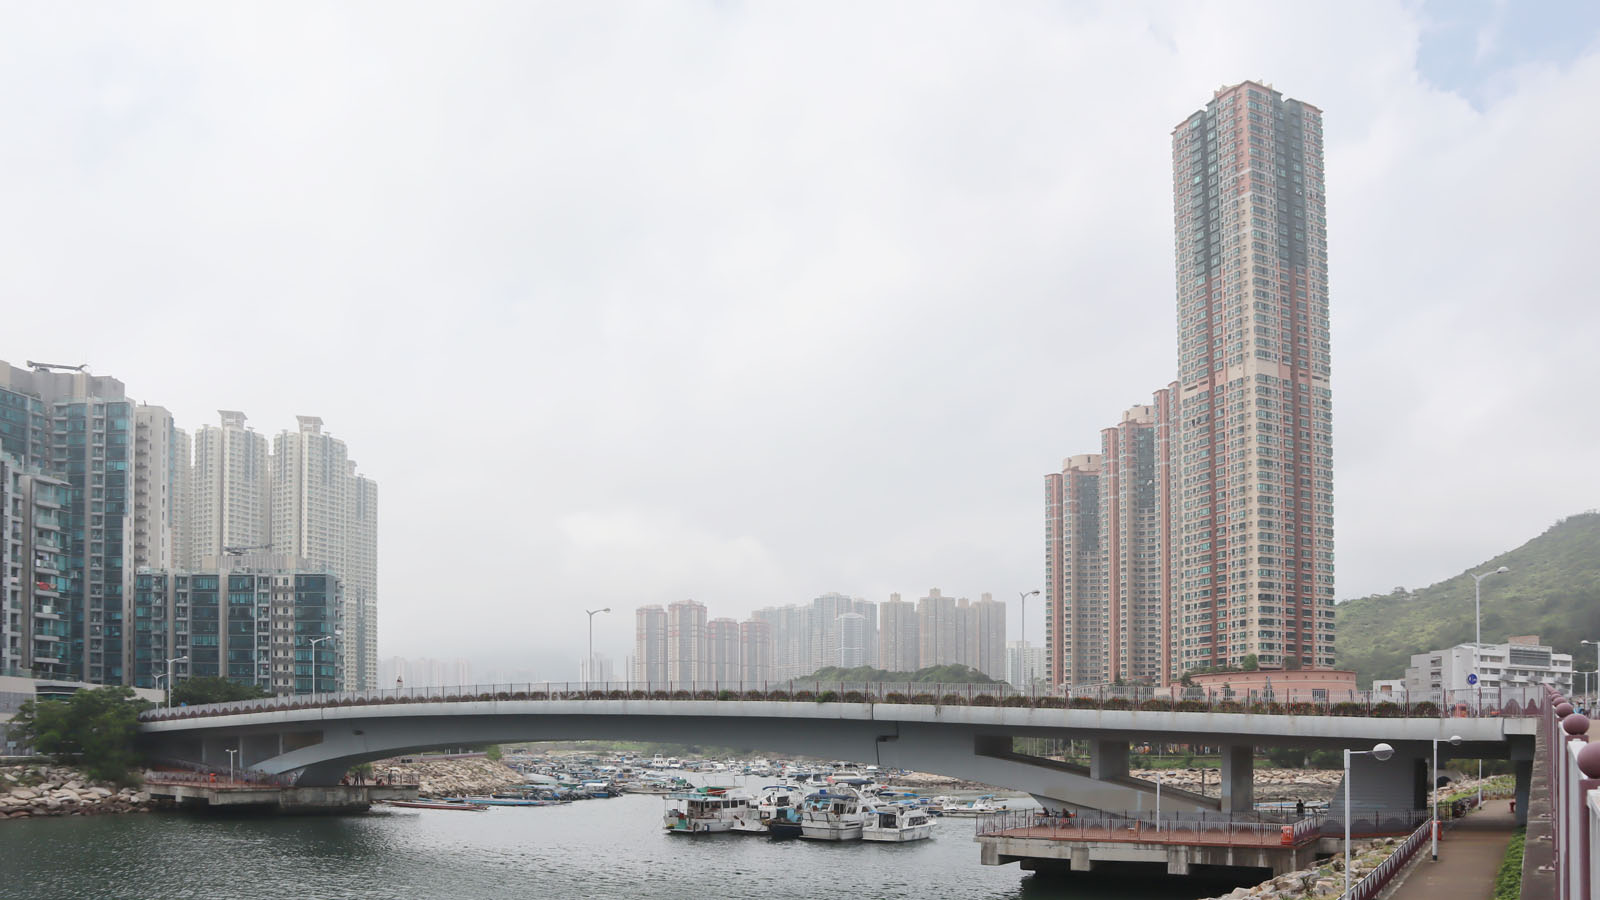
[[1388, 799, 1516, 900]]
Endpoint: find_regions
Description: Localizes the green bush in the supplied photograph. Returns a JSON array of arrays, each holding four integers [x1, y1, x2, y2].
[[1493, 828, 1525, 900], [816, 690, 840, 703], [1372, 702, 1405, 718], [910, 693, 937, 705], [1410, 701, 1441, 717], [742, 690, 765, 700], [1175, 699, 1209, 712], [970, 694, 1000, 707], [883, 692, 910, 704], [766, 690, 790, 701], [1329, 701, 1365, 717], [1001, 695, 1031, 707], [1069, 697, 1099, 710], [1215, 700, 1245, 713], [841, 691, 866, 704], [670, 690, 692, 700], [940, 693, 969, 706], [793, 691, 815, 702], [1140, 699, 1174, 712], [6, 686, 150, 786], [694, 690, 717, 701], [1037, 697, 1067, 709], [1102, 698, 1133, 710], [717, 690, 739, 701]]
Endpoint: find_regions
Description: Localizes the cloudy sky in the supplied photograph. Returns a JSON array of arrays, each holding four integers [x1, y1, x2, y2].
[[3, 1, 1596, 680]]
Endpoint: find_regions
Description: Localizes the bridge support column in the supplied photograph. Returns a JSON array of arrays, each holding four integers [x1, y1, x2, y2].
[[1089, 740, 1129, 781], [1221, 744, 1253, 812]]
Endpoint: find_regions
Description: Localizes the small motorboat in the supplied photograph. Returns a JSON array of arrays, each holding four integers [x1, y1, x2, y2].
[[384, 799, 489, 811]]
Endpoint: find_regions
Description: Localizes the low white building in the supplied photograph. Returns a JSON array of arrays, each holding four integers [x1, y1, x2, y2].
[[1401, 635, 1572, 695]]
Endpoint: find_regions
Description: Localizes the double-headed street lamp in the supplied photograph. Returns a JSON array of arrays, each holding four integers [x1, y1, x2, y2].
[[1468, 565, 1508, 794], [1431, 734, 1462, 861], [1344, 742, 1395, 897], [586, 608, 611, 688], [309, 630, 342, 695], [1018, 590, 1040, 681], [163, 655, 188, 708]]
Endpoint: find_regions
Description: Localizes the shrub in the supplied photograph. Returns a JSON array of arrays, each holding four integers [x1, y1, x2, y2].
[[671, 690, 693, 700], [444, 695, 462, 703], [1286, 701, 1323, 716], [1175, 699, 1209, 713], [1140, 699, 1174, 712], [910, 693, 937, 705], [766, 690, 791, 701], [1410, 701, 1441, 718], [607, 690, 628, 700], [793, 691, 815, 702], [842, 691, 866, 704], [649, 691, 669, 700], [1101, 697, 1133, 711], [743, 690, 765, 701], [1001, 695, 1031, 708], [1248, 702, 1285, 715], [1036, 696, 1067, 709], [476, 692, 494, 701], [717, 690, 739, 701], [1372, 702, 1404, 718], [1069, 696, 1100, 710], [629, 690, 648, 700], [1329, 701, 1365, 717], [528, 691, 549, 701], [495, 691, 512, 701], [968, 694, 998, 707], [1215, 700, 1245, 714], [586, 690, 606, 700], [816, 690, 840, 703], [883, 692, 910, 704], [940, 693, 969, 706], [694, 690, 717, 701], [510, 691, 530, 701]]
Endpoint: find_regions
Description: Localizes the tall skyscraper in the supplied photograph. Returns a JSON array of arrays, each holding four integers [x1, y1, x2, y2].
[[0, 455, 69, 678], [665, 599, 707, 686], [633, 604, 668, 685], [187, 411, 270, 566], [753, 604, 811, 681], [1172, 81, 1334, 671], [917, 588, 959, 667], [132, 405, 179, 571], [1099, 403, 1172, 685], [877, 593, 919, 673], [970, 593, 1007, 681], [1043, 455, 1103, 687], [706, 617, 741, 684], [739, 619, 773, 683], [271, 416, 379, 689]]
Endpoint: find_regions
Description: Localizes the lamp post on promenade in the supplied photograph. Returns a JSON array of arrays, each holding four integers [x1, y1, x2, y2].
[[586, 608, 611, 688], [1469, 565, 1508, 798], [163, 655, 188, 708], [1017, 589, 1039, 681], [1431, 734, 1462, 861], [309, 630, 341, 695], [225, 747, 238, 784], [1344, 742, 1395, 897]]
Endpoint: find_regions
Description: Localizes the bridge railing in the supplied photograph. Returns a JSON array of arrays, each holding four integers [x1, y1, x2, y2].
[[976, 808, 1329, 846], [1339, 817, 1432, 900], [137, 681, 1548, 723]]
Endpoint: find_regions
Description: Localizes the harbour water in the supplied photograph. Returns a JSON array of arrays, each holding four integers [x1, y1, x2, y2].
[[0, 792, 1247, 900]]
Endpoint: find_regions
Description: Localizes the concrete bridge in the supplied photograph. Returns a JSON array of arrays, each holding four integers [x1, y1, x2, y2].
[[138, 685, 1539, 821]]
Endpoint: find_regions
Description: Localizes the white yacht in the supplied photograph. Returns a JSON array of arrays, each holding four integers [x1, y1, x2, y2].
[[939, 794, 1012, 817], [663, 787, 755, 834], [799, 788, 867, 841], [862, 800, 935, 842], [732, 784, 806, 836]]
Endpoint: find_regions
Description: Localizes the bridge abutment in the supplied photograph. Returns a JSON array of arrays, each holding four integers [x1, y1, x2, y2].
[[1221, 744, 1254, 812]]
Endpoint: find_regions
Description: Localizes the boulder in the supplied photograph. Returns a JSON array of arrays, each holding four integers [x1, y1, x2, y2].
[[9, 788, 38, 800]]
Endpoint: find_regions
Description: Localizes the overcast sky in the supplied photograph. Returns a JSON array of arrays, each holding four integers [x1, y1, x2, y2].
[[3, 1, 1596, 681]]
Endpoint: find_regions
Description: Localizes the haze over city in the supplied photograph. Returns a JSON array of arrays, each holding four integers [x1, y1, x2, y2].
[[3, 1, 1596, 679]]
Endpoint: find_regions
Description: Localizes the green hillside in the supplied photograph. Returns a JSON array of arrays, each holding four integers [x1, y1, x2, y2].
[[1336, 511, 1600, 685]]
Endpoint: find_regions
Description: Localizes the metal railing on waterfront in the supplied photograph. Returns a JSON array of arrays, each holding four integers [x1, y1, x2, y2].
[[1338, 817, 1431, 900], [975, 808, 1326, 847], [136, 681, 1549, 723]]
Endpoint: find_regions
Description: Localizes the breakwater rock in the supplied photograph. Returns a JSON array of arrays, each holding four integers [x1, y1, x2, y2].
[[374, 756, 523, 798], [1197, 837, 1400, 900], [1, 765, 154, 820]]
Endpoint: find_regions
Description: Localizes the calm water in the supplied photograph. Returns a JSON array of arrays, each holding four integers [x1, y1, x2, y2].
[[0, 795, 1248, 899]]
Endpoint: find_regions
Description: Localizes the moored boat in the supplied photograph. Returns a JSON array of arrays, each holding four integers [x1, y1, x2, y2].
[[799, 788, 867, 841], [732, 784, 806, 836], [663, 786, 755, 834], [861, 800, 934, 842], [385, 799, 489, 811]]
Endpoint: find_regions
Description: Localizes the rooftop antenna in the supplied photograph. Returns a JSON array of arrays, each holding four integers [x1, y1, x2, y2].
[[25, 361, 90, 374]]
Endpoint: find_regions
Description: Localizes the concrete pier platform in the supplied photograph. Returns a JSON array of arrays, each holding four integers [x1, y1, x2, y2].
[[144, 781, 417, 813]]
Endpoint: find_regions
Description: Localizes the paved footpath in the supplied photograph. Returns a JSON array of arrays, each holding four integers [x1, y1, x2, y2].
[[1387, 798, 1517, 900]]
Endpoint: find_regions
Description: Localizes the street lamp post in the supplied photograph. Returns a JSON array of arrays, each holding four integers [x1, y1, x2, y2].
[[1344, 742, 1395, 897], [1018, 590, 1039, 682], [309, 630, 341, 696], [1582, 640, 1599, 710], [586, 608, 611, 688], [225, 747, 238, 784], [1431, 734, 1462, 860], [1469, 565, 1508, 797], [163, 655, 188, 708]]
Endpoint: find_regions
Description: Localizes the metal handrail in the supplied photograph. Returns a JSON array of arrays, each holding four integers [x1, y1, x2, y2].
[[1339, 817, 1432, 900], [136, 681, 1548, 723]]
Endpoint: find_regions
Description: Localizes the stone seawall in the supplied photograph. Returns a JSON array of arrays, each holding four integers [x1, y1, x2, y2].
[[374, 756, 524, 798], [1, 764, 154, 821]]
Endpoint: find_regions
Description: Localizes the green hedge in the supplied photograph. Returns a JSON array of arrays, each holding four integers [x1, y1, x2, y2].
[[1492, 827, 1525, 900]]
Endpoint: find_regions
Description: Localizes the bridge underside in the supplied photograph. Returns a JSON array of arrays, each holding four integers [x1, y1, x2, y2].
[[140, 702, 1529, 817]]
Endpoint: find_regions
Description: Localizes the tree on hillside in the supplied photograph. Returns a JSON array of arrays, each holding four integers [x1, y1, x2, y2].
[[170, 676, 270, 706], [6, 686, 150, 785]]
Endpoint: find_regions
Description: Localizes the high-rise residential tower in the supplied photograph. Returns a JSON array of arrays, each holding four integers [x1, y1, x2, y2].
[[706, 617, 741, 683], [1171, 81, 1334, 671], [877, 593, 919, 672], [633, 605, 668, 685], [187, 411, 270, 566], [739, 619, 773, 683], [665, 599, 707, 686], [1043, 455, 1103, 687]]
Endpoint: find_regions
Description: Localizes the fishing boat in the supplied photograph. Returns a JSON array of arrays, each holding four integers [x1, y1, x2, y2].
[[732, 784, 806, 836], [799, 788, 867, 841], [862, 800, 935, 842], [384, 799, 489, 811], [663, 786, 755, 834], [446, 796, 551, 807], [939, 795, 1012, 817]]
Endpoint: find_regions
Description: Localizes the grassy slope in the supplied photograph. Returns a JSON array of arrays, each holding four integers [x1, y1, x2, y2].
[[1335, 512, 1600, 684]]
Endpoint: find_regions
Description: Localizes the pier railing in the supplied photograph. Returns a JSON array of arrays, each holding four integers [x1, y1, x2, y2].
[[138, 681, 1548, 723], [976, 808, 1327, 847], [1338, 817, 1431, 900]]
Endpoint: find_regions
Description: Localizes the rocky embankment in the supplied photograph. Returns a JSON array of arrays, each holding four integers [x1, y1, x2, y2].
[[1, 765, 154, 820], [1200, 836, 1403, 900], [374, 756, 524, 798], [1133, 767, 1342, 804]]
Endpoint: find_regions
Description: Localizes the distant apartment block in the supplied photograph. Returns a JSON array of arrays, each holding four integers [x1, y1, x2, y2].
[[877, 593, 919, 672], [632, 604, 668, 684]]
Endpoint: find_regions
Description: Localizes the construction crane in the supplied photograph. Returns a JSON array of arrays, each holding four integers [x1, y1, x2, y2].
[[222, 544, 273, 556], [25, 360, 90, 374]]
